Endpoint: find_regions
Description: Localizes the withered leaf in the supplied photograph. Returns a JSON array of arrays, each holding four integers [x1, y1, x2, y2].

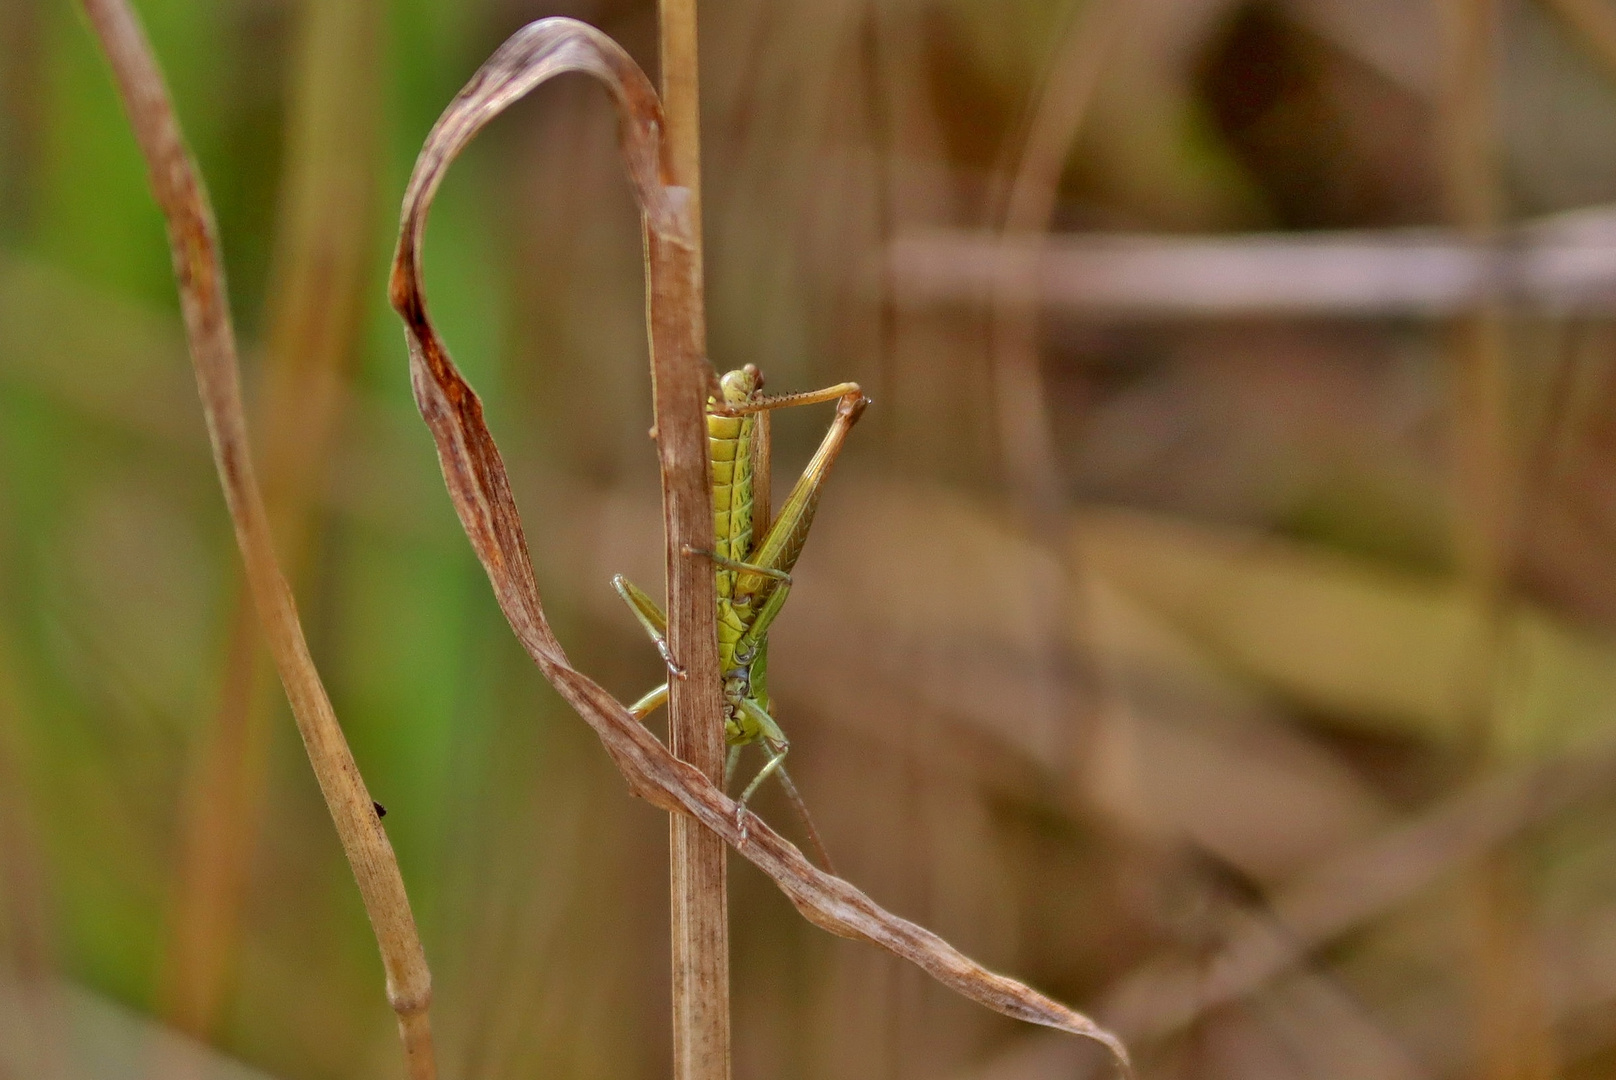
[[390, 16, 1127, 1070]]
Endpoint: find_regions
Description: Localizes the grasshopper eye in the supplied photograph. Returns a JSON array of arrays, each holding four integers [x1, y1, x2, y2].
[[719, 367, 756, 403]]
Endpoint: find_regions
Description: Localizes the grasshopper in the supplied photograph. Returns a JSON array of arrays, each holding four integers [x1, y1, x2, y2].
[[613, 365, 867, 861]]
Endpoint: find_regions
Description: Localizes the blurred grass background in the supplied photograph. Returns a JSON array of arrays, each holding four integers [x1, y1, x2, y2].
[[9, 0, 1616, 1077]]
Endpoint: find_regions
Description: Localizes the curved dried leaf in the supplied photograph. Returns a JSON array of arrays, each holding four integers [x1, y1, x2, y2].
[[389, 16, 1127, 1070]]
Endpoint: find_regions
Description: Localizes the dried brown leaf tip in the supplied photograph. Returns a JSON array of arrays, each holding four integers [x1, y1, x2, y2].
[[390, 15, 1128, 1073]]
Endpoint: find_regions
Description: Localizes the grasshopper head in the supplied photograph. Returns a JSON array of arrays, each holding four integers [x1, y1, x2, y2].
[[718, 365, 762, 406]]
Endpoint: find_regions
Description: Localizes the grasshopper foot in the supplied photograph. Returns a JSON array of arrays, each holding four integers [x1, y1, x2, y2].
[[655, 640, 687, 680]]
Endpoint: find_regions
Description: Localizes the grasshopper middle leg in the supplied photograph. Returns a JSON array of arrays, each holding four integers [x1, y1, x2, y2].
[[612, 574, 684, 679]]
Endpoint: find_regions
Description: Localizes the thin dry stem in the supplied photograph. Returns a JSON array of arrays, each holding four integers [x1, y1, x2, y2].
[[161, 0, 381, 1038], [78, 1, 434, 1074], [390, 17, 1127, 1072], [655, 0, 729, 1073]]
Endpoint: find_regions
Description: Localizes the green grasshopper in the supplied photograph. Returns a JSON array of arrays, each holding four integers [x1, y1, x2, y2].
[[613, 365, 867, 859]]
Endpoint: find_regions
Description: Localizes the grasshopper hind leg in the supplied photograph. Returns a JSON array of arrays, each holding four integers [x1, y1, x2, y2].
[[775, 765, 836, 874], [732, 697, 835, 871], [739, 744, 787, 805], [734, 697, 790, 805]]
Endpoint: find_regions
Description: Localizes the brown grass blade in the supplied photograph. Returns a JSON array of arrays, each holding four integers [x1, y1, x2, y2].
[[389, 16, 1127, 1072], [77, 1, 435, 1075]]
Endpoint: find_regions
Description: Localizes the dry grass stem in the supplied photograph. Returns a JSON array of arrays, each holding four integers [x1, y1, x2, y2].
[[78, 1, 435, 1075], [659, 0, 704, 255], [390, 17, 1127, 1072], [654, 0, 729, 1072], [161, 0, 381, 1039]]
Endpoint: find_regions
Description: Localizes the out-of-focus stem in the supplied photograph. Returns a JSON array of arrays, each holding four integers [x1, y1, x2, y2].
[[1438, 2, 1554, 1078], [1538, 0, 1616, 76], [993, 0, 1124, 519], [161, 599, 271, 1040], [0, 0, 43, 239], [990, 0, 1128, 786], [0, 632, 65, 1080]]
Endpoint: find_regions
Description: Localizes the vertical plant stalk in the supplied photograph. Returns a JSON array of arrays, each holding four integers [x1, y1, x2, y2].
[[655, 0, 731, 1077], [989, 0, 1128, 780], [1437, 3, 1552, 1079], [161, 0, 382, 1039], [390, 18, 1126, 1074], [659, 0, 704, 254], [1537, 0, 1616, 75], [991, 0, 1124, 517], [77, 2, 435, 1076], [163, 598, 269, 1041], [0, 636, 66, 1080]]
